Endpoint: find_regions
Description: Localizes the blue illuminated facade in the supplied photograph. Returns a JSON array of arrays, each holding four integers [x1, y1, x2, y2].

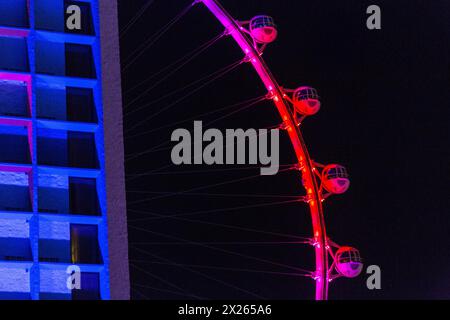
[[0, 0, 129, 299]]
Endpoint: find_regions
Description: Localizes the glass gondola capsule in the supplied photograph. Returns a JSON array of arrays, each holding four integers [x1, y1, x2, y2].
[[335, 246, 363, 278], [322, 164, 350, 194], [249, 15, 278, 44], [293, 86, 321, 115]]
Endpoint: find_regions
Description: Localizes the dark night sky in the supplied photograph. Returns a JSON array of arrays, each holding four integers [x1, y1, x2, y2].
[[118, 0, 450, 299]]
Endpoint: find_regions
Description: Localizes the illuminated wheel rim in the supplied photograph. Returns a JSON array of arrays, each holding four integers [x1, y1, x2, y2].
[[201, 0, 329, 300]]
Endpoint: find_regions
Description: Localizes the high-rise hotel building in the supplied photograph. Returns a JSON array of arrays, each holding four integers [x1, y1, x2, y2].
[[0, 0, 129, 299]]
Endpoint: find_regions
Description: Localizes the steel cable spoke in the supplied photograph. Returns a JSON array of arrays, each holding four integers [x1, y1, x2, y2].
[[125, 94, 265, 161], [132, 283, 201, 299], [130, 263, 202, 299], [130, 260, 312, 278], [132, 246, 264, 299], [123, 1, 198, 72], [126, 163, 293, 177], [129, 227, 313, 274], [125, 59, 243, 133], [128, 167, 292, 204], [125, 95, 265, 140], [126, 124, 277, 177], [125, 33, 225, 109], [128, 209, 311, 241], [130, 241, 310, 245], [124, 33, 225, 97], [128, 199, 301, 221], [120, 0, 156, 38]]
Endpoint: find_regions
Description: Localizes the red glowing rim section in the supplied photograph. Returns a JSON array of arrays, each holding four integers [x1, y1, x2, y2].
[[201, 0, 329, 300]]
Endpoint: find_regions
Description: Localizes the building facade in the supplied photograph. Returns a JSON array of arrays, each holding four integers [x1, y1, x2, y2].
[[0, 0, 129, 299]]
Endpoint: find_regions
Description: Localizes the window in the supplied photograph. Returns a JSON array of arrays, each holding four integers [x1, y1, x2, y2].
[[36, 41, 65, 76], [69, 178, 100, 216], [326, 167, 348, 179], [0, 0, 29, 28], [38, 173, 69, 214], [36, 85, 67, 120], [0, 237, 32, 261], [0, 171, 32, 212], [65, 44, 96, 78], [0, 125, 31, 164], [326, 168, 338, 179], [0, 36, 29, 72], [36, 42, 96, 78], [35, 0, 64, 32], [37, 129, 68, 167], [0, 80, 30, 118], [0, 218, 32, 261], [68, 132, 98, 168], [251, 16, 275, 29], [36, 86, 97, 123], [296, 88, 319, 101], [39, 239, 71, 263], [70, 224, 101, 264], [72, 272, 100, 300], [37, 129, 98, 168], [66, 87, 97, 123]]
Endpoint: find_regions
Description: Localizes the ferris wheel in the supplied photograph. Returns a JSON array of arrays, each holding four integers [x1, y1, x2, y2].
[[124, 0, 363, 300]]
